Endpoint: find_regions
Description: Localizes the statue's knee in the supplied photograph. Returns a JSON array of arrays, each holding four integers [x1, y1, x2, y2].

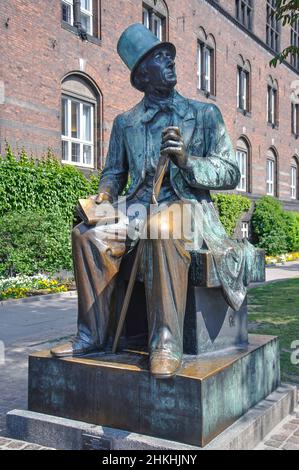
[[72, 223, 91, 244]]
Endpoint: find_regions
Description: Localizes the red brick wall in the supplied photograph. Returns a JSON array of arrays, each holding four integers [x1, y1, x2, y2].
[[0, 0, 299, 209]]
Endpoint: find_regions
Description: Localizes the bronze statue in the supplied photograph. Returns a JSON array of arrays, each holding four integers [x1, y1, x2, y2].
[[51, 24, 254, 379]]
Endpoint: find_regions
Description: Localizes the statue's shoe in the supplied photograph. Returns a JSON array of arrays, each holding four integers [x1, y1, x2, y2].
[[50, 340, 99, 358], [149, 350, 182, 379]]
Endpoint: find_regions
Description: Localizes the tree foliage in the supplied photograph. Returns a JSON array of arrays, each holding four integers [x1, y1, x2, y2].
[[270, 0, 299, 67]]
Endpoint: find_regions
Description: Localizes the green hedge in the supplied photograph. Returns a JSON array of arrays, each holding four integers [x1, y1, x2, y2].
[[0, 147, 100, 219], [212, 193, 251, 236], [0, 210, 73, 277], [252, 196, 289, 256], [284, 211, 299, 253], [0, 147, 101, 277]]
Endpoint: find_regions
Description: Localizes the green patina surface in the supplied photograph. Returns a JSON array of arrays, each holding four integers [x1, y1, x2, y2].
[[248, 279, 299, 384]]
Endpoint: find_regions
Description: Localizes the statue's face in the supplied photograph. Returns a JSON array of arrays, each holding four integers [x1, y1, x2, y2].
[[142, 46, 177, 91]]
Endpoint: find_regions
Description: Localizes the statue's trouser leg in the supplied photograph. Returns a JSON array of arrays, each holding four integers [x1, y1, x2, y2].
[[72, 221, 129, 348], [143, 204, 191, 358]]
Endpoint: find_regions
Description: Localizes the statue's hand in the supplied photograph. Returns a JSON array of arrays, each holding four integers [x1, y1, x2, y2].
[[160, 126, 188, 169], [95, 192, 112, 205]]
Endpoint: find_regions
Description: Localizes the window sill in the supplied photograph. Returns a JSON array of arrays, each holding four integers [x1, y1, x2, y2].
[[62, 159, 95, 170], [197, 89, 216, 101], [61, 21, 101, 46], [237, 108, 251, 117]]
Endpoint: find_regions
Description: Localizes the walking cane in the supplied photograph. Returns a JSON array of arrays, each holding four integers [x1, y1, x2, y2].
[[112, 148, 170, 353]]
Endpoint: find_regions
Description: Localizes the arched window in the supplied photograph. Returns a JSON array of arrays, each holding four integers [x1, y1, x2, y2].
[[237, 56, 251, 113], [267, 76, 279, 127], [291, 157, 298, 200], [61, 74, 102, 169], [266, 148, 278, 197], [142, 1, 168, 41], [236, 137, 251, 192], [197, 28, 216, 97]]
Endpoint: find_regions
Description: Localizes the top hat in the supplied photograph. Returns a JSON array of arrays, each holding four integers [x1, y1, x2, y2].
[[117, 23, 176, 91]]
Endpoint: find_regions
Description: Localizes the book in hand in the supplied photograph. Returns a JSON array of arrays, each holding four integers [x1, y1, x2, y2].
[[78, 197, 120, 226]]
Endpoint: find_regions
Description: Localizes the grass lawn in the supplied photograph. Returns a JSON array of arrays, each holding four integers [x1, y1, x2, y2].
[[248, 279, 299, 384]]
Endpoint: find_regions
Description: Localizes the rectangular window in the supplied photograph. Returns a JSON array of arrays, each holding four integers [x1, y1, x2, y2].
[[237, 68, 249, 112], [267, 86, 277, 125], [236, 0, 253, 31], [142, 5, 165, 41], [291, 20, 299, 70], [152, 14, 162, 41], [197, 42, 214, 95], [142, 7, 150, 29], [236, 150, 247, 192], [266, 0, 281, 52], [291, 166, 297, 199], [62, 96, 94, 168], [80, 0, 93, 35], [292, 103, 299, 136], [266, 159, 274, 196], [62, 0, 74, 25]]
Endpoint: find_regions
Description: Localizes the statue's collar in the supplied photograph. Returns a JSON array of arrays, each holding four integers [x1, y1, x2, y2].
[[141, 90, 189, 122]]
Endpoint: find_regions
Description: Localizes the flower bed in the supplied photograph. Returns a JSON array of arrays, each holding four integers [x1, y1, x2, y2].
[[265, 252, 299, 265], [0, 274, 74, 300]]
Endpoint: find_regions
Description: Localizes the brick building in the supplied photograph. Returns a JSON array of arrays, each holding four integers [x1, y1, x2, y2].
[[1, 0, 299, 235]]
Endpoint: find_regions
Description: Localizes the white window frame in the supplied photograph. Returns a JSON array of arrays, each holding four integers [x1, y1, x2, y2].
[[80, 0, 93, 35], [204, 48, 211, 93], [241, 222, 249, 239], [267, 86, 277, 125], [266, 158, 275, 196], [152, 13, 163, 41], [291, 165, 297, 199], [142, 7, 150, 29], [62, 0, 74, 26], [292, 103, 298, 135], [236, 149, 247, 192], [197, 43, 202, 90], [237, 68, 249, 111], [197, 42, 212, 93], [61, 95, 95, 169]]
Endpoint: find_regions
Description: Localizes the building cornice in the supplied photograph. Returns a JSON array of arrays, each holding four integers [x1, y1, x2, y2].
[[204, 0, 299, 77]]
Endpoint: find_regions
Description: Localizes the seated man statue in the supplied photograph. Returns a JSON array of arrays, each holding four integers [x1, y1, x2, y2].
[[51, 24, 253, 379]]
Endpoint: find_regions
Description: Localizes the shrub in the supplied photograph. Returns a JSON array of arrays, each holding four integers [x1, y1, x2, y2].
[[212, 193, 251, 236], [284, 211, 299, 253], [0, 147, 101, 220], [252, 196, 288, 256], [0, 210, 73, 277]]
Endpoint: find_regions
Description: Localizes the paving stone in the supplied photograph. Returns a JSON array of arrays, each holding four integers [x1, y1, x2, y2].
[[282, 442, 299, 451], [282, 423, 298, 431], [6, 441, 27, 449], [0, 438, 9, 446], [286, 435, 299, 445], [289, 419, 299, 425], [264, 440, 283, 448], [268, 434, 288, 442], [23, 444, 44, 450]]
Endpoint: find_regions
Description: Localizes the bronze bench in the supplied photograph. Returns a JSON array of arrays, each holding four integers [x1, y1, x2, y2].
[[115, 248, 265, 355]]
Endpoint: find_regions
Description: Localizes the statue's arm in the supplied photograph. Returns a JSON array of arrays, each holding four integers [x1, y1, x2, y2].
[[98, 115, 128, 202], [181, 104, 240, 190]]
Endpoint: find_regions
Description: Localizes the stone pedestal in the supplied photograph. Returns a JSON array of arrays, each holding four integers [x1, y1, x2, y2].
[[28, 334, 280, 447]]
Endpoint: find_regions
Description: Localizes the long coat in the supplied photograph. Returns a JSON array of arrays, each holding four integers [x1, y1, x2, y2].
[[99, 91, 254, 311]]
